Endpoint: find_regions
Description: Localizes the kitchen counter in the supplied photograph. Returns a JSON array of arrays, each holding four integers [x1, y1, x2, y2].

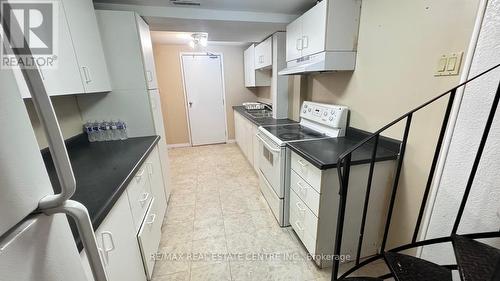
[[42, 134, 160, 251], [233, 105, 297, 126], [287, 128, 401, 170]]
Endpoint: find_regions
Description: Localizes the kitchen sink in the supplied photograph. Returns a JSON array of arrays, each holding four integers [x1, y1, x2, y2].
[[247, 110, 272, 118]]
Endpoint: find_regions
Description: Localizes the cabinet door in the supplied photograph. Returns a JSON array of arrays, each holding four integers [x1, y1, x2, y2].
[[244, 119, 254, 166], [38, 0, 84, 96], [286, 17, 303, 62], [252, 125, 260, 172], [301, 0, 327, 57], [137, 198, 162, 280], [81, 193, 146, 281], [145, 146, 167, 223], [243, 45, 256, 87], [254, 37, 272, 69], [136, 15, 158, 90], [62, 0, 111, 93], [234, 111, 242, 147]]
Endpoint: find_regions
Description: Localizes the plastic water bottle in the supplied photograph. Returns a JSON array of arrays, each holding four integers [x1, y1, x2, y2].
[[117, 120, 128, 140], [92, 121, 101, 142], [110, 120, 119, 141], [103, 121, 112, 141], [84, 121, 96, 142]]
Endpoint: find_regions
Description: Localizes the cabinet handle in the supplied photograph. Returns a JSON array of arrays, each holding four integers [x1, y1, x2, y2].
[[297, 181, 307, 191], [135, 168, 145, 182], [298, 159, 308, 167], [296, 201, 307, 212], [146, 70, 153, 82], [296, 38, 303, 51], [145, 213, 156, 225], [145, 162, 154, 175], [82, 66, 92, 83], [302, 36, 309, 49], [139, 192, 150, 205], [295, 221, 304, 231], [101, 231, 115, 263]]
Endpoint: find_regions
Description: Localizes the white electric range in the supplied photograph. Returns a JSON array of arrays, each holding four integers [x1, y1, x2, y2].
[[256, 101, 349, 226]]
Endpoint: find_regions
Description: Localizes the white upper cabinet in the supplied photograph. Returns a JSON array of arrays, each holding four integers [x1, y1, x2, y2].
[[62, 0, 111, 93], [136, 15, 158, 90], [286, 18, 303, 62], [254, 36, 272, 69], [244, 44, 256, 87], [37, 0, 84, 96], [300, 0, 327, 57], [285, 0, 361, 62], [244, 44, 271, 87]]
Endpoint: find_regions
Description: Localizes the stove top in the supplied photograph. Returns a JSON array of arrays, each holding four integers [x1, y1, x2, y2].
[[261, 124, 326, 142]]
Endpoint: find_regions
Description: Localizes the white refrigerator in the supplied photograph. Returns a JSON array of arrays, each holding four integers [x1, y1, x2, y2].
[[0, 22, 106, 281]]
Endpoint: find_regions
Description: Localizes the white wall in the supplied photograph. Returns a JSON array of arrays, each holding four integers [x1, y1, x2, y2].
[[422, 0, 500, 263]]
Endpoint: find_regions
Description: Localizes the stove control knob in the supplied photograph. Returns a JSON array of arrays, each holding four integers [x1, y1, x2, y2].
[[304, 104, 308, 108], [308, 108, 312, 112], [329, 116, 334, 121], [331, 109, 335, 115], [323, 112, 328, 116], [302, 109, 307, 114]]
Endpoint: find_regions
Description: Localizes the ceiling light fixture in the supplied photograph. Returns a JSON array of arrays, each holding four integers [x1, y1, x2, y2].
[[189, 33, 208, 49]]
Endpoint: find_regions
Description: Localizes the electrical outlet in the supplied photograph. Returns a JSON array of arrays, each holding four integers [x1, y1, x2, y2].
[[435, 52, 463, 76]]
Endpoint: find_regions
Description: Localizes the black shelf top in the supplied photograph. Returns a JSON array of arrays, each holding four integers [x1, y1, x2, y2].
[[287, 128, 401, 170], [41, 134, 160, 251]]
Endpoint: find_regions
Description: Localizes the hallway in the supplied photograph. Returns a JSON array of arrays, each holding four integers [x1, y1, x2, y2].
[[153, 144, 387, 281]]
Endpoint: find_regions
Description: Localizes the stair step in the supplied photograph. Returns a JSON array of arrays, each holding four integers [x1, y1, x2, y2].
[[342, 277, 384, 281], [384, 252, 452, 281], [452, 234, 500, 281]]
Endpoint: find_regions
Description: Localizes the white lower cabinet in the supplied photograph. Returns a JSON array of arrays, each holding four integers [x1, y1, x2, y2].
[[138, 198, 163, 279], [234, 110, 259, 172], [80, 192, 146, 281], [289, 151, 395, 268], [81, 144, 168, 280]]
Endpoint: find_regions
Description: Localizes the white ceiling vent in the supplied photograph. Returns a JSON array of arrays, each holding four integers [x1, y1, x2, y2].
[[170, 0, 201, 6]]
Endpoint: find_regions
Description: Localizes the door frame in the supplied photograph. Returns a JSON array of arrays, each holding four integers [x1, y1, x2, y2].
[[179, 52, 228, 146]]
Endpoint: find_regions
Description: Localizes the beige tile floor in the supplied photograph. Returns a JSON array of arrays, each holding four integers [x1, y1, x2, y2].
[[153, 144, 390, 281]]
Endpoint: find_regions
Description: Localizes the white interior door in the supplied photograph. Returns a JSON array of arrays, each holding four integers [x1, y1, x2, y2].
[[181, 54, 227, 146]]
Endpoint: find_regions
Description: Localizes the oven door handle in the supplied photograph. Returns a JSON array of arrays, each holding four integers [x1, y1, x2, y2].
[[256, 133, 281, 153]]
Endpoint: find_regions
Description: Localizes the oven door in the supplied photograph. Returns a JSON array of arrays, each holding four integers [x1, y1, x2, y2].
[[256, 133, 283, 197]]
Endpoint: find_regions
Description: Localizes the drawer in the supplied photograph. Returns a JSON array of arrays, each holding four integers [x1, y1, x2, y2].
[[290, 170, 320, 217], [138, 198, 162, 280], [291, 152, 322, 193], [127, 166, 153, 232], [290, 189, 318, 256]]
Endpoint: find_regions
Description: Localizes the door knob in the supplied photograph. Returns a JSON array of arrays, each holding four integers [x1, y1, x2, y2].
[[189, 102, 193, 107]]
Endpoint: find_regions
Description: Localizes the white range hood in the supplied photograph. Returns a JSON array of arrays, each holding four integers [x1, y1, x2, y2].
[[278, 51, 357, 76]]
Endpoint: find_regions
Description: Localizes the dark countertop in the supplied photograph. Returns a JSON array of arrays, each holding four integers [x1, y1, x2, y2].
[[287, 128, 401, 170], [233, 105, 297, 126], [42, 134, 160, 251]]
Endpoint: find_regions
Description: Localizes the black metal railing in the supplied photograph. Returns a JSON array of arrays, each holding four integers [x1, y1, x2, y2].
[[331, 63, 500, 280]]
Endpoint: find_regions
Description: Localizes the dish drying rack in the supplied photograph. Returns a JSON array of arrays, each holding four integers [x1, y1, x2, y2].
[[243, 102, 267, 110]]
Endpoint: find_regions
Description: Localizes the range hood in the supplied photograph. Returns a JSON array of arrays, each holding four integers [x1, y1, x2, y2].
[[278, 51, 357, 76]]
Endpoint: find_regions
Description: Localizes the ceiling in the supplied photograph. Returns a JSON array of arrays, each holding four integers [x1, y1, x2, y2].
[[93, 0, 317, 43], [93, 0, 316, 14]]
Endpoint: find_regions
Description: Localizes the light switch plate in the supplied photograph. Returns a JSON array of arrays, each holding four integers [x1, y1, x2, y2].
[[435, 52, 463, 76]]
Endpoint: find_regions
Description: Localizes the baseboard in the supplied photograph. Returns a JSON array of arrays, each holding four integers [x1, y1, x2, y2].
[[226, 139, 236, 144], [167, 143, 191, 149]]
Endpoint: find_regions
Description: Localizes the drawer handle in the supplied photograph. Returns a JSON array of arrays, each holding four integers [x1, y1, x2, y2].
[[297, 159, 308, 167], [138, 192, 150, 206], [101, 231, 115, 263], [135, 168, 145, 182], [297, 181, 307, 191], [295, 221, 304, 231], [145, 213, 156, 225], [296, 201, 307, 212], [146, 162, 154, 175]]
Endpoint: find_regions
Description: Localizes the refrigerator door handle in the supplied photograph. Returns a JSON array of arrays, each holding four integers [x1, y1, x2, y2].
[[44, 200, 108, 281], [1, 9, 76, 210]]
